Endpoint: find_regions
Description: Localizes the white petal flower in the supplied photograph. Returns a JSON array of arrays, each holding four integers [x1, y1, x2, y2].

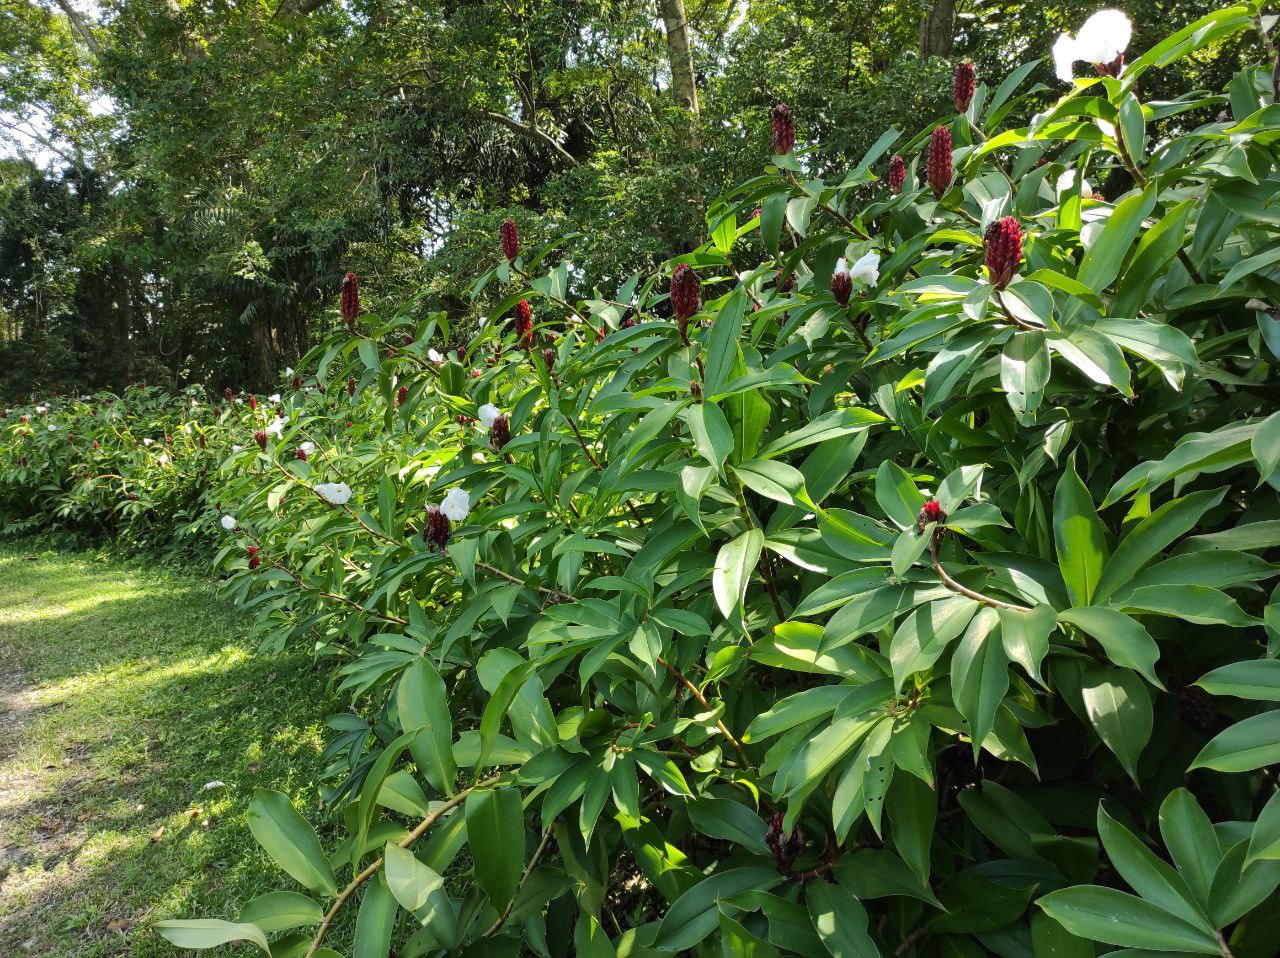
[[428, 348, 443, 363], [299, 441, 316, 456], [1055, 170, 1094, 198], [143, 437, 155, 446], [157, 454, 170, 465], [220, 515, 237, 530], [234, 398, 244, 405], [268, 393, 281, 404], [440, 487, 471, 522], [478, 403, 501, 429], [47, 423, 57, 431], [285, 367, 294, 377], [35, 405, 48, 414], [232, 444, 243, 452], [1054, 9, 1131, 83], [315, 482, 353, 505], [833, 257, 850, 277], [849, 251, 881, 286], [265, 417, 286, 438]]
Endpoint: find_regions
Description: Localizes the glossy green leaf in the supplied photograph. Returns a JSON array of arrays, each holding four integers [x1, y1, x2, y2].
[[246, 789, 338, 897]]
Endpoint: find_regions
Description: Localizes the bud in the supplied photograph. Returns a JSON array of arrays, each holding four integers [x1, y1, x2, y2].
[[953, 61, 975, 113], [776, 270, 795, 294], [402, 334, 413, 346], [670, 264, 701, 333], [397, 385, 408, 407], [92, 440, 100, 450], [888, 154, 907, 194], [489, 413, 511, 451], [918, 499, 947, 531], [296, 446, 308, 461], [927, 126, 953, 199], [595, 323, 605, 344], [542, 347, 556, 368], [248, 394, 258, 412], [770, 102, 795, 155], [254, 429, 267, 450], [199, 433, 208, 449], [224, 386, 234, 402], [348, 377, 356, 397], [340, 272, 360, 331], [984, 216, 1023, 290], [500, 218, 519, 261], [689, 380, 702, 401], [831, 259, 853, 307], [515, 299, 534, 348], [292, 375, 304, 390], [456, 346, 466, 361], [248, 553, 261, 571], [423, 506, 452, 551], [457, 414, 474, 426]]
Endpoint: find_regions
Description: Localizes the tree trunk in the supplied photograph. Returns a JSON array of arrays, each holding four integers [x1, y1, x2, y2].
[[919, 0, 956, 58], [657, 0, 700, 146]]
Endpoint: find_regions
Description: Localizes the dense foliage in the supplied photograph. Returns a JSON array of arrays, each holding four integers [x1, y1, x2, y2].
[[5, 4, 1280, 957], [0, 0, 1259, 395]]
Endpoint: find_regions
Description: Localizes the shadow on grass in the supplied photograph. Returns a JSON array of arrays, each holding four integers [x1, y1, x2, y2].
[[0, 544, 353, 958]]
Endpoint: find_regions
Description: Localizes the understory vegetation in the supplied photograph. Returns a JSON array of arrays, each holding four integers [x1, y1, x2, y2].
[[2, 4, 1280, 958]]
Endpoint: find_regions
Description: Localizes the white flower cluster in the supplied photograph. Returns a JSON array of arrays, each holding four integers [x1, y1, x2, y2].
[[220, 515, 237, 530], [315, 482, 353, 505], [1053, 10, 1131, 83]]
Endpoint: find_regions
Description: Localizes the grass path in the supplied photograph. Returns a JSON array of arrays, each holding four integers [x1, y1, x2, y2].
[[0, 543, 343, 956]]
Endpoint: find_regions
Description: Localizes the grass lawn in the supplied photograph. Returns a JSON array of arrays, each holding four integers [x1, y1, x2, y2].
[[0, 542, 348, 957]]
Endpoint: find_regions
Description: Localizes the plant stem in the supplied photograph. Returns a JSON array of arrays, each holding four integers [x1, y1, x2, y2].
[[657, 655, 752, 768], [305, 774, 502, 958], [482, 824, 556, 937], [929, 532, 1031, 612]]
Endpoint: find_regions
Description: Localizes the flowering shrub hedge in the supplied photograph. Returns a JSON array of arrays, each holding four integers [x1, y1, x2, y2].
[[7, 6, 1280, 956]]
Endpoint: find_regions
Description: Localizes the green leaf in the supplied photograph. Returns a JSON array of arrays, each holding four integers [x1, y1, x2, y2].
[[1037, 886, 1220, 954], [353, 873, 398, 958], [1000, 331, 1050, 423], [246, 789, 338, 896], [237, 892, 323, 934], [1159, 788, 1221, 906], [875, 461, 924, 529], [1190, 711, 1280, 773], [889, 596, 979, 689], [1058, 607, 1162, 688], [952, 607, 1009, 757], [1253, 410, 1280, 482], [577, 913, 620, 958], [1118, 93, 1147, 164], [998, 603, 1057, 683], [713, 529, 764, 619], [687, 797, 769, 856], [719, 913, 781, 958], [736, 459, 811, 507], [1078, 186, 1158, 292], [1080, 664, 1152, 783], [383, 842, 444, 912], [686, 402, 734, 475], [702, 290, 748, 398], [806, 878, 878, 958], [1246, 789, 1280, 867], [1053, 462, 1108, 606], [886, 772, 936, 886], [652, 867, 782, 951], [465, 787, 525, 909], [397, 657, 457, 795], [1097, 804, 1213, 932], [1093, 489, 1226, 602], [153, 920, 270, 954]]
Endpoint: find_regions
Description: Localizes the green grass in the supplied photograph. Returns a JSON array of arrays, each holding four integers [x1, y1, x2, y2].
[[0, 543, 346, 957]]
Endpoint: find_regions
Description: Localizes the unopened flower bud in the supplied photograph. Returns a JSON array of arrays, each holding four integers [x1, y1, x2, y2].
[[248, 395, 257, 412], [927, 126, 953, 199], [423, 505, 452, 551], [402, 334, 413, 346], [347, 377, 356, 397], [489, 414, 511, 451], [953, 61, 975, 113], [776, 270, 795, 294], [224, 386, 233, 402], [500, 218, 519, 261], [670, 264, 701, 336], [397, 385, 408, 407], [515, 299, 533, 348], [770, 102, 795, 155], [296, 446, 308, 461], [831, 259, 853, 307], [918, 499, 947, 531], [254, 429, 267, 450], [888, 154, 907, 194], [340, 272, 360, 331], [984, 216, 1023, 290], [292, 375, 303, 390], [690, 380, 702, 401], [542, 347, 556, 368]]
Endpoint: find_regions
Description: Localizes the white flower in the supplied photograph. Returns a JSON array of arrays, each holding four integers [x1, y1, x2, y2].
[[315, 482, 353, 505], [143, 437, 155, 446], [833, 257, 850, 278], [428, 348, 443, 363], [848, 250, 881, 286], [220, 515, 237, 530], [1053, 9, 1131, 83], [47, 423, 57, 432], [478, 403, 501, 429], [234, 398, 244, 405], [299, 441, 317, 456], [1055, 170, 1095, 198], [233, 444, 243, 453], [440, 487, 471, 522], [265, 417, 286, 438], [35, 405, 48, 414], [268, 393, 281, 404], [181, 423, 192, 434], [285, 367, 294, 377], [157, 454, 170, 466]]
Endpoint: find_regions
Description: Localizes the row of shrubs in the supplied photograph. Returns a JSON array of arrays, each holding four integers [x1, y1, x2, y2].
[[4, 5, 1280, 957]]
